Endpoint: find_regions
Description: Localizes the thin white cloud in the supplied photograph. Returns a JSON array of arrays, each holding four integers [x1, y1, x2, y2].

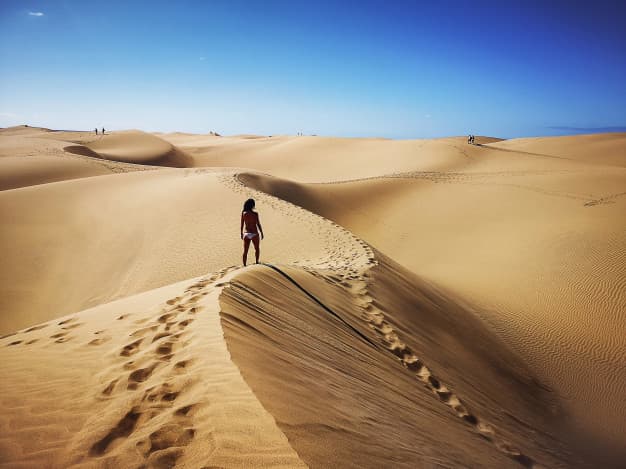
[[28, 11, 44, 17], [199, 57, 206, 61]]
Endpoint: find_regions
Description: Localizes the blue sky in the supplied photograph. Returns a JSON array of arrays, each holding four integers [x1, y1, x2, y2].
[[1, 1, 625, 138]]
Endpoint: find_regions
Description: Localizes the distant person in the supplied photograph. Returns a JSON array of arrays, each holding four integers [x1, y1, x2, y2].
[[102, 127, 105, 135], [95, 128, 98, 135], [467, 134, 471, 144], [240, 198, 264, 266]]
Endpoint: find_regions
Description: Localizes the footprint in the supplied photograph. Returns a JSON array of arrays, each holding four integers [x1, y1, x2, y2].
[[142, 382, 181, 404], [158, 313, 176, 324], [162, 391, 179, 402], [102, 378, 119, 396], [428, 375, 441, 389], [121, 339, 143, 357], [402, 355, 425, 373], [58, 317, 78, 326], [139, 424, 195, 456], [89, 407, 141, 455], [24, 324, 48, 333], [497, 442, 536, 468], [152, 332, 172, 342], [163, 321, 179, 332], [177, 319, 194, 330], [128, 363, 159, 385], [131, 325, 159, 338], [7, 340, 22, 346], [175, 404, 198, 417], [156, 341, 177, 356], [173, 359, 192, 373], [146, 448, 184, 469]]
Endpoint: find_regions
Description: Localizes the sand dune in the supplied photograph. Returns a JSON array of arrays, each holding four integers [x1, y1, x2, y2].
[[0, 125, 53, 136], [1, 127, 625, 468], [0, 168, 357, 334], [485, 133, 626, 167], [220, 257, 578, 468], [0, 155, 113, 190], [0, 271, 306, 468], [0, 127, 150, 191], [64, 130, 194, 167], [161, 134, 492, 182], [1, 184, 579, 468], [239, 162, 626, 464]]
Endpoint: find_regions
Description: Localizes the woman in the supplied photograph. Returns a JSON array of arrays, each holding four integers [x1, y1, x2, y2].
[[240, 198, 264, 266]]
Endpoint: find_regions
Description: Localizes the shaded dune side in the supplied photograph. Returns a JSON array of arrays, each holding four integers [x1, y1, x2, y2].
[[64, 131, 193, 168], [237, 168, 626, 466], [219, 261, 581, 468]]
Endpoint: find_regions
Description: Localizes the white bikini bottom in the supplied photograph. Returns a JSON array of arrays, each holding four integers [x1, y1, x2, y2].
[[243, 232, 258, 240]]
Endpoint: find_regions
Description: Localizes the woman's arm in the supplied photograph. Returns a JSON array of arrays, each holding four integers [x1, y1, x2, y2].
[[257, 214, 264, 239], [240, 213, 244, 239]]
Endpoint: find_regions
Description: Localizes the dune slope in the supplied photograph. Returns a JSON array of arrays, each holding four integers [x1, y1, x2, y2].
[[220, 258, 581, 468], [0, 127, 142, 190], [1, 130, 625, 468], [0, 169, 360, 334], [1, 184, 582, 467], [238, 152, 626, 465], [64, 131, 193, 167], [0, 268, 305, 468], [485, 133, 626, 167]]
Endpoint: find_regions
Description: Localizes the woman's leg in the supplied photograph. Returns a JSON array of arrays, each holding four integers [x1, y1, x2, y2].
[[252, 236, 260, 263], [243, 237, 251, 266]]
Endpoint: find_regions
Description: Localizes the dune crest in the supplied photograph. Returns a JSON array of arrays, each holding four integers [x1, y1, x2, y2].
[[64, 131, 193, 168]]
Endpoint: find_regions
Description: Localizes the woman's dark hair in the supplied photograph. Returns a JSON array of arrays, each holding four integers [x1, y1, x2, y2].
[[243, 198, 255, 212]]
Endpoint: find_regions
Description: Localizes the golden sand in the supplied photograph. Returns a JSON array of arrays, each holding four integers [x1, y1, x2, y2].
[[1, 126, 624, 467]]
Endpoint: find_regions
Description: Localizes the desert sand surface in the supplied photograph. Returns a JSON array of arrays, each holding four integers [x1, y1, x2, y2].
[[1, 127, 625, 468]]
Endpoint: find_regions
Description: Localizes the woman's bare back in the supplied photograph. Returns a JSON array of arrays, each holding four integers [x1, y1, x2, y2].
[[242, 211, 259, 233]]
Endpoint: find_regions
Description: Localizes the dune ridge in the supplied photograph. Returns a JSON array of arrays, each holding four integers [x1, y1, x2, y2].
[[63, 131, 194, 168]]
